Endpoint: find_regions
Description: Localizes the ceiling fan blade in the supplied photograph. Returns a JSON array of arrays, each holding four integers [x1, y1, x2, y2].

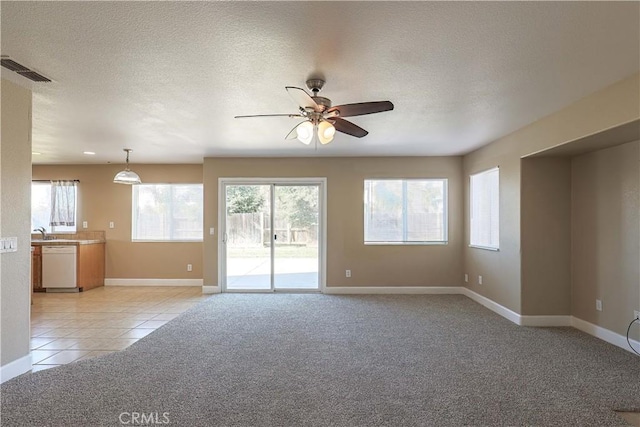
[[285, 86, 321, 112], [327, 101, 394, 118], [234, 114, 302, 119], [332, 117, 368, 138]]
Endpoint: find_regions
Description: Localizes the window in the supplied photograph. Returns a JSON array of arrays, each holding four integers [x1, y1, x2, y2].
[[132, 184, 203, 241], [31, 181, 78, 233], [364, 179, 447, 244], [470, 167, 499, 250]]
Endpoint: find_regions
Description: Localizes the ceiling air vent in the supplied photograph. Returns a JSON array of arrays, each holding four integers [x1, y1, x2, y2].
[[1, 57, 51, 82], [18, 70, 51, 82], [0, 58, 29, 72]]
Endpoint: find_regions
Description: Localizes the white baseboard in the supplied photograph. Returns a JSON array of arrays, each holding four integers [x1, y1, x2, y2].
[[202, 286, 220, 294], [1, 354, 32, 384], [105, 279, 203, 287], [324, 286, 464, 295], [460, 287, 638, 355], [459, 288, 522, 325], [572, 316, 640, 355]]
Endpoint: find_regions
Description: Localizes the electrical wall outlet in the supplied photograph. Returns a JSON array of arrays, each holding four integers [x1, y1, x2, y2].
[[82, 221, 88, 229], [595, 299, 603, 311], [634, 310, 640, 320], [345, 269, 351, 278], [478, 275, 483, 285], [464, 274, 469, 283], [187, 264, 193, 272], [109, 221, 115, 229], [209, 227, 215, 236]]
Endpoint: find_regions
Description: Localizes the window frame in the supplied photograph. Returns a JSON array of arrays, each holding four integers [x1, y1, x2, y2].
[[469, 167, 500, 251], [131, 183, 204, 243], [363, 178, 448, 246], [31, 181, 78, 234]]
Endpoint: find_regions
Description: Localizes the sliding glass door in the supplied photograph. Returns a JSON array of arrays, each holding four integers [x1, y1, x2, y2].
[[224, 184, 271, 290], [273, 185, 319, 290], [222, 180, 323, 292]]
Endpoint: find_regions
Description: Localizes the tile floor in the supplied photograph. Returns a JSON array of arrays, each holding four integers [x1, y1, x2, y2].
[[30, 286, 209, 372]]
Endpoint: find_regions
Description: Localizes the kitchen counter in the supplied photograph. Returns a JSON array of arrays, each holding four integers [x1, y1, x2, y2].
[[31, 239, 105, 245], [31, 233, 106, 292]]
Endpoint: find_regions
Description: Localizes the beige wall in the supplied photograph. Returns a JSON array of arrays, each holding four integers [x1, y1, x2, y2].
[[571, 141, 639, 339], [463, 153, 522, 311], [463, 72, 640, 313], [16, 72, 639, 353], [1, 79, 32, 367], [521, 158, 572, 315], [203, 157, 463, 288], [32, 164, 203, 279]]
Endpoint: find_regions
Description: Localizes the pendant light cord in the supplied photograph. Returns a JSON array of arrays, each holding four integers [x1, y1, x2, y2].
[[124, 149, 132, 170]]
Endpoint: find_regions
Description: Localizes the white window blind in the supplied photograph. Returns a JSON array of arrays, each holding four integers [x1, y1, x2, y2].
[[470, 167, 499, 250], [132, 184, 203, 241], [364, 179, 447, 244]]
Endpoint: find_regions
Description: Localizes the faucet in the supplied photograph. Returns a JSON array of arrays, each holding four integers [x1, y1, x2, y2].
[[33, 227, 47, 240]]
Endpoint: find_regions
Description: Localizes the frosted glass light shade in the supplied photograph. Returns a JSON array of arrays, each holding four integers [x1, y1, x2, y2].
[[296, 121, 314, 145], [113, 169, 141, 185], [318, 121, 336, 145]]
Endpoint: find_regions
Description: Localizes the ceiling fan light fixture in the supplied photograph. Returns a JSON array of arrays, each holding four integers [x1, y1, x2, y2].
[[296, 121, 314, 145], [235, 79, 393, 145], [318, 121, 336, 145], [113, 148, 141, 185]]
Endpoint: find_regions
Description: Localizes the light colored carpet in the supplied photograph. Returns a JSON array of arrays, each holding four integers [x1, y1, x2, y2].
[[2, 294, 639, 426]]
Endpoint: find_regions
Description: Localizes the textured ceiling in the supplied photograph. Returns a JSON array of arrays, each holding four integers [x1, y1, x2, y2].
[[2, 1, 639, 164]]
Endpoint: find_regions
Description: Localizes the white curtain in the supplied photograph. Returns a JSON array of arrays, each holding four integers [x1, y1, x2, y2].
[[50, 180, 77, 227]]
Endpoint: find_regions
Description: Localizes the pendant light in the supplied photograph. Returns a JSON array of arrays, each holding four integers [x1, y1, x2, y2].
[[113, 148, 141, 185]]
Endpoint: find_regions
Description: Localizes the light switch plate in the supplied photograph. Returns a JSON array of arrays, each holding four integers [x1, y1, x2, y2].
[[0, 237, 18, 253], [109, 222, 114, 229]]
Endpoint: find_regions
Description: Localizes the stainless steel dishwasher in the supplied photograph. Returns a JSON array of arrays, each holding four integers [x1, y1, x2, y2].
[[42, 245, 77, 290]]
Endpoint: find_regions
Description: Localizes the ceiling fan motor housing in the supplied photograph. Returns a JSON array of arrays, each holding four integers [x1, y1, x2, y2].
[[306, 79, 331, 111], [306, 78, 325, 93], [312, 96, 331, 111]]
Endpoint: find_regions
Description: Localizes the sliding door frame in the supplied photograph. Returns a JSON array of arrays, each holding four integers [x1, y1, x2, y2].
[[217, 177, 327, 293]]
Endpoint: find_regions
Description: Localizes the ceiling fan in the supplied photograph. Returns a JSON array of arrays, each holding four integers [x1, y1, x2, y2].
[[235, 78, 394, 145]]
